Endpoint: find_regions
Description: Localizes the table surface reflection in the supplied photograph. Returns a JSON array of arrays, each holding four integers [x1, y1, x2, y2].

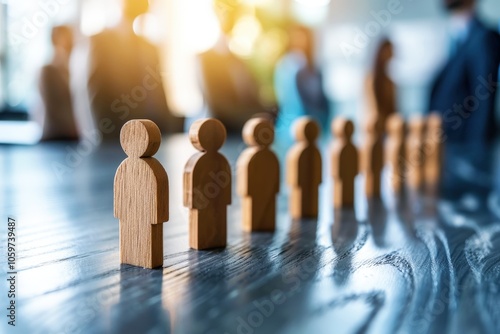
[[1, 135, 500, 334]]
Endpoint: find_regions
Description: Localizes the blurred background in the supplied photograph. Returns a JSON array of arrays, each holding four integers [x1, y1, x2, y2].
[[0, 0, 499, 144]]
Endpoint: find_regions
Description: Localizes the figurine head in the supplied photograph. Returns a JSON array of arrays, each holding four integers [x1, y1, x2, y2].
[[386, 114, 405, 137], [332, 118, 354, 140], [189, 118, 227, 152], [243, 117, 274, 148], [293, 117, 320, 143], [120, 119, 161, 158]]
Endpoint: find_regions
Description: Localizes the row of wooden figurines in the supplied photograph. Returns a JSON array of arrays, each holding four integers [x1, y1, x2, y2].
[[114, 114, 442, 268]]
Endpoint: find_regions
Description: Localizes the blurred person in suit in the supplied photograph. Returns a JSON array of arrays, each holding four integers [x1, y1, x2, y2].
[[87, 0, 181, 141], [38, 25, 79, 141], [197, 0, 270, 133], [274, 25, 329, 142], [429, 0, 500, 144], [365, 38, 396, 132]]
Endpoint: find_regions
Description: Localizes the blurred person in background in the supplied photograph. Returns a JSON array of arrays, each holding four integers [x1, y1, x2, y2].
[[429, 0, 500, 144], [37, 25, 79, 141], [274, 25, 328, 142], [197, 0, 270, 133], [87, 0, 181, 141], [364, 38, 396, 131]]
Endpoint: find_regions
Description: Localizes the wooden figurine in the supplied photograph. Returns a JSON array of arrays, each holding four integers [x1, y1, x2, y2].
[[331, 118, 358, 208], [114, 120, 169, 269], [406, 117, 425, 190], [365, 38, 396, 133], [362, 118, 384, 197], [286, 117, 322, 219], [385, 114, 406, 192], [424, 113, 443, 187], [184, 118, 231, 250], [237, 117, 280, 232]]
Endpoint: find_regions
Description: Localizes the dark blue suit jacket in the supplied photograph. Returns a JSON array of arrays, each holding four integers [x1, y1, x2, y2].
[[429, 16, 500, 144]]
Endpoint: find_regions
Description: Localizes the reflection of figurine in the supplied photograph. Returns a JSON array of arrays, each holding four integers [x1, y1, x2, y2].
[[429, 0, 500, 143], [198, 0, 269, 132], [88, 0, 179, 140], [38, 26, 79, 141], [286, 117, 322, 219], [237, 118, 280, 231], [184, 119, 231, 250], [365, 38, 396, 132], [114, 120, 169, 269]]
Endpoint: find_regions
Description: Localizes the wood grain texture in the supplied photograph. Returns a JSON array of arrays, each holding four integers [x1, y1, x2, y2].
[[386, 114, 406, 193], [184, 118, 231, 250], [331, 118, 359, 208], [114, 120, 169, 269], [237, 117, 280, 231], [362, 118, 384, 198], [286, 117, 322, 219], [2, 135, 500, 334]]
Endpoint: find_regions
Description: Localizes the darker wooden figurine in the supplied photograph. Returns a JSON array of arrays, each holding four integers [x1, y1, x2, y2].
[[184, 118, 231, 250], [286, 117, 322, 219], [331, 118, 358, 208], [114, 119, 169, 269], [237, 117, 280, 232]]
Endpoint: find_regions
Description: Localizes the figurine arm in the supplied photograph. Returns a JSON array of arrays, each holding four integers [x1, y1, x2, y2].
[[147, 158, 169, 224]]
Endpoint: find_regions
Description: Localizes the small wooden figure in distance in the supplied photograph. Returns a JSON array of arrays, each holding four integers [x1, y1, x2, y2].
[[237, 117, 280, 232], [331, 118, 358, 208], [362, 118, 384, 198], [286, 117, 322, 219], [184, 118, 231, 250], [385, 113, 406, 192], [114, 119, 169, 269]]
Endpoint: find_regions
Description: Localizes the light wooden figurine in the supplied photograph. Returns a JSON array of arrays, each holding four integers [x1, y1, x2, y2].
[[114, 119, 169, 269], [184, 118, 231, 250], [331, 118, 358, 208], [362, 118, 384, 197], [237, 117, 280, 231], [424, 113, 443, 187], [286, 117, 322, 219], [385, 114, 406, 192], [406, 117, 425, 190]]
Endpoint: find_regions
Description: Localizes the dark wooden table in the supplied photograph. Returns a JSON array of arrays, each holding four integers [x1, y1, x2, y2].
[[1, 135, 500, 334]]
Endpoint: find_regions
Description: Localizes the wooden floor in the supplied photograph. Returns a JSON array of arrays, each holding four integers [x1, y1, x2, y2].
[[1, 134, 500, 334]]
